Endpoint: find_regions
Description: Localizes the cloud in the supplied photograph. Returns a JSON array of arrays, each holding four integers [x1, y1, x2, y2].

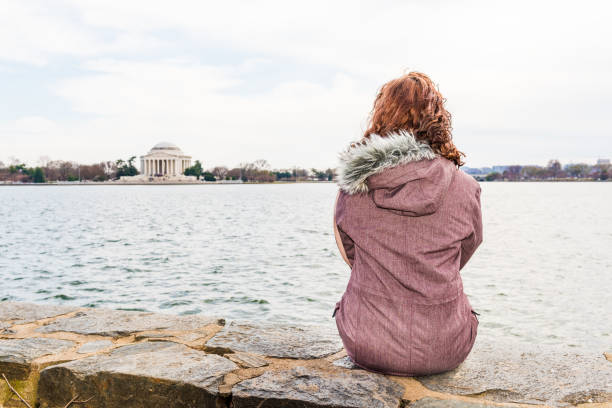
[[1, 0, 611, 167], [12, 116, 60, 133], [46, 59, 372, 168]]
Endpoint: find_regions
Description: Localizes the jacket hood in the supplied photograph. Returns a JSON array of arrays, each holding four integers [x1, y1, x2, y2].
[[337, 131, 455, 216]]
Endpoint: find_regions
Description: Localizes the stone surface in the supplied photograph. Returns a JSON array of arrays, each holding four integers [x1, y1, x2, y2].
[[333, 356, 357, 369], [36, 308, 224, 337], [225, 352, 269, 368], [232, 366, 405, 408], [135, 332, 208, 342], [38, 341, 238, 408], [76, 340, 113, 354], [176, 332, 207, 342], [206, 321, 343, 359], [2, 302, 609, 408], [134, 332, 174, 341], [560, 389, 612, 405], [416, 336, 612, 407], [0, 322, 14, 334], [0, 337, 75, 379], [0, 302, 75, 326], [408, 397, 497, 407]]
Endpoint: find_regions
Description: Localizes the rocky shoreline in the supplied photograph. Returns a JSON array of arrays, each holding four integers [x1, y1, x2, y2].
[[0, 302, 610, 407]]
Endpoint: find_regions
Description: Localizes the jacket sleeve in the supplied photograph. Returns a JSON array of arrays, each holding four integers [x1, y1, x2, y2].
[[337, 224, 355, 265], [460, 185, 483, 270], [334, 191, 356, 266]]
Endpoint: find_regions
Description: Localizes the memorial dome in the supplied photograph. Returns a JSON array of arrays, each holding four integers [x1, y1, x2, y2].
[[151, 141, 181, 152]]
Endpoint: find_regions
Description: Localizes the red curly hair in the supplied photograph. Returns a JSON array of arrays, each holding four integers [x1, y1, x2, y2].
[[362, 72, 464, 166]]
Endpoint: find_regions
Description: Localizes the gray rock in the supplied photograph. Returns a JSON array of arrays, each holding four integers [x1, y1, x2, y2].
[[408, 397, 497, 407], [38, 342, 238, 408], [206, 322, 343, 359], [231, 366, 405, 408], [134, 332, 174, 341], [0, 337, 75, 379], [134, 332, 206, 342], [333, 356, 357, 369], [76, 340, 113, 354], [0, 322, 15, 334], [0, 302, 75, 325], [560, 390, 612, 405], [36, 308, 224, 337], [225, 352, 269, 368], [416, 336, 612, 407]]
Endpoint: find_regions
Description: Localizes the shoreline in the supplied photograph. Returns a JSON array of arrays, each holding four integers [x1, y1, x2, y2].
[[0, 179, 610, 186], [0, 180, 337, 186]]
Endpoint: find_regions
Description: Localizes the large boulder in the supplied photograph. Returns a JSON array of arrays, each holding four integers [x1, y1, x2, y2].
[[416, 336, 612, 407], [36, 308, 224, 337], [0, 337, 75, 408], [38, 342, 238, 408], [231, 366, 405, 408], [0, 302, 76, 328], [0, 337, 75, 380], [206, 321, 343, 359]]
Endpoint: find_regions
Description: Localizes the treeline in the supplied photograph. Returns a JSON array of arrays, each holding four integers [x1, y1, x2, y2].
[[477, 160, 611, 181], [0, 157, 336, 183], [0, 160, 115, 183], [184, 159, 335, 182]]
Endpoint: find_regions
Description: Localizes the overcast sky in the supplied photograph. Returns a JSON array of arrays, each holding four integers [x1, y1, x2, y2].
[[1, 0, 610, 169]]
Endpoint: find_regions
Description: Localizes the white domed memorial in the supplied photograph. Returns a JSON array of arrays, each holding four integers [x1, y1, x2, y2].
[[119, 142, 198, 183]]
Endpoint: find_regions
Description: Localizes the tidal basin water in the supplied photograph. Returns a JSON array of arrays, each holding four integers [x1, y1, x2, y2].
[[1, 183, 610, 351]]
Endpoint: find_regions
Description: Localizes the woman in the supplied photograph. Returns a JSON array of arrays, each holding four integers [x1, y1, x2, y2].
[[332, 72, 482, 376]]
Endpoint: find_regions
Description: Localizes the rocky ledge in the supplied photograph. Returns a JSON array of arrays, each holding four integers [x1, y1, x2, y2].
[[0, 302, 610, 408]]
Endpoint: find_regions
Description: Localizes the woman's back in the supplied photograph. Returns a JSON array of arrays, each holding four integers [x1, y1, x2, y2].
[[333, 131, 482, 376]]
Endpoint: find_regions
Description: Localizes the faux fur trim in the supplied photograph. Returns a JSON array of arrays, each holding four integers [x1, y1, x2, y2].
[[336, 130, 437, 194]]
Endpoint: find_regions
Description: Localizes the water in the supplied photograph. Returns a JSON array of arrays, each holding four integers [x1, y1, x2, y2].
[[0, 183, 610, 351]]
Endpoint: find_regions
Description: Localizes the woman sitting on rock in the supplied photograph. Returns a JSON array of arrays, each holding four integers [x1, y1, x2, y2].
[[333, 72, 482, 376]]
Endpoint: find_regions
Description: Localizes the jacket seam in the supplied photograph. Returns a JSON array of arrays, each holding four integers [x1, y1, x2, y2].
[[348, 279, 463, 305]]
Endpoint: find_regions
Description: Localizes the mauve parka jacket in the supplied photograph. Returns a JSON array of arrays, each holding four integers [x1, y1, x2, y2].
[[333, 131, 482, 376]]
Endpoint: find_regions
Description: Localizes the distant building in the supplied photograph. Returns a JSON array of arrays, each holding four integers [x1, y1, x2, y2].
[[119, 142, 197, 182], [596, 158, 610, 165], [491, 165, 509, 174], [141, 142, 193, 177], [461, 167, 491, 175]]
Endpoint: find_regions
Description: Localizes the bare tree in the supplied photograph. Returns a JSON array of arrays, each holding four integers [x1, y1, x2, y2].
[[566, 163, 590, 178], [211, 166, 229, 180], [57, 161, 77, 181], [547, 159, 562, 178], [227, 168, 241, 180], [503, 165, 522, 181], [79, 162, 108, 181], [292, 167, 308, 181], [239, 162, 256, 180], [253, 159, 270, 170]]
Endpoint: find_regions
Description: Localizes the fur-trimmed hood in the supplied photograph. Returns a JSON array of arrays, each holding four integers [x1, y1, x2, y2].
[[336, 131, 456, 216], [337, 131, 437, 194]]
